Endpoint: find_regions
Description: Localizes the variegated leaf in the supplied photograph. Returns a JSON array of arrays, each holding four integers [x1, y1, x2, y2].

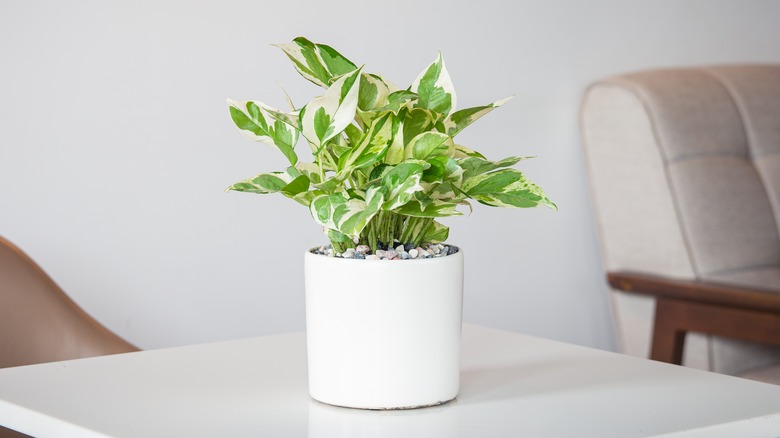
[[227, 99, 299, 165], [309, 186, 386, 239], [358, 73, 394, 112], [379, 163, 425, 210], [420, 220, 449, 243], [384, 113, 405, 165], [274, 37, 357, 88], [226, 167, 303, 195], [293, 189, 325, 207], [337, 112, 394, 178], [448, 142, 486, 159], [441, 96, 512, 136], [404, 132, 450, 160], [459, 156, 531, 181], [403, 108, 437, 143], [461, 169, 556, 210], [395, 198, 463, 217], [300, 68, 362, 148], [295, 162, 322, 184], [424, 158, 465, 200], [411, 53, 457, 117]]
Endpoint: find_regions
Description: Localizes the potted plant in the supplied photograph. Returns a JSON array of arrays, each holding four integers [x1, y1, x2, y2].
[[227, 37, 555, 410]]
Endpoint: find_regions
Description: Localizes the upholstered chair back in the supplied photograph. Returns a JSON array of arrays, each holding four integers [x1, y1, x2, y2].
[[580, 65, 780, 374]]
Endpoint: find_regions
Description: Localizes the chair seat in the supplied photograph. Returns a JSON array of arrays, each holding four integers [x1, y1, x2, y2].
[[737, 364, 780, 385]]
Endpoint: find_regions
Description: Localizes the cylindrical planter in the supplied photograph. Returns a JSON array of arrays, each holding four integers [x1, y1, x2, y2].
[[304, 247, 464, 410]]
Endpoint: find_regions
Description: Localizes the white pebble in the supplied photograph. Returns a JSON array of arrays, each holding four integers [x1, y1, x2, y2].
[[366, 255, 380, 260], [409, 249, 419, 258], [343, 249, 356, 258], [396, 245, 404, 252], [356, 245, 370, 254], [376, 250, 386, 258], [385, 250, 397, 260]]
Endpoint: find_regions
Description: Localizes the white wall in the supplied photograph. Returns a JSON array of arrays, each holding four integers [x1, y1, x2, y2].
[[1, 0, 779, 350]]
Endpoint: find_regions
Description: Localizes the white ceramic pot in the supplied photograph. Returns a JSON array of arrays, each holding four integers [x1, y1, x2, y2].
[[304, 247, 464, 410]]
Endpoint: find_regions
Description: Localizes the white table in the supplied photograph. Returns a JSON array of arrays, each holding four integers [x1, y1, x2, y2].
[[1, 324, 780, 437]]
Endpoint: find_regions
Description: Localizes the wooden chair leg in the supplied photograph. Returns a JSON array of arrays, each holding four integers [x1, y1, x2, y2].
[[650, 298, 686, 365]]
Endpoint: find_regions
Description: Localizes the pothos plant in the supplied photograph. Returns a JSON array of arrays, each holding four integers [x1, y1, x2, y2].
[[227, 37, 556, 254]]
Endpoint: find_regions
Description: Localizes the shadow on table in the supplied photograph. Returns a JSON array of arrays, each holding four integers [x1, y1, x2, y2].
[[458, 354, 692, 405], [307, 398, 460, 438]]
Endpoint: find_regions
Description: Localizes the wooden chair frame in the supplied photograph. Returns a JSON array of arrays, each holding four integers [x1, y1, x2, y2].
[[607, 272, 780, 365]]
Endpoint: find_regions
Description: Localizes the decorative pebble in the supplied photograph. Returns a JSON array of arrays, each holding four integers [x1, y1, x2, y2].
[[311, 243, 459, 260]]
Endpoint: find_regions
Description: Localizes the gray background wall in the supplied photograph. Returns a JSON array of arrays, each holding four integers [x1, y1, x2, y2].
[[1, 0, 779, 350]]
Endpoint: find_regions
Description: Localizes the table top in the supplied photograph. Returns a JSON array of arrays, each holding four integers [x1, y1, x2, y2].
[[1, 324, 780, 437]]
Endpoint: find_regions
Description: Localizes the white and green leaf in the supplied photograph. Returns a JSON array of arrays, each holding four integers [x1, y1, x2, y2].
[[448, 142, 486, 159], [379, 163, 425, 210], [461, 169, 556, 209], [441, 96, 512, 137], [226, 167, 303, 195], [336, 112, 394, 178], [384, 113, 405, 165], [274, 37, 357, 88], [395, 198, 463, 217], [300, 67, 362, 148], [459, 156, 531, 181], [403, 108, 437, 143], [227, 99, 299, 165], [309, 186, 386, 239], [411, 53, 457, 117]]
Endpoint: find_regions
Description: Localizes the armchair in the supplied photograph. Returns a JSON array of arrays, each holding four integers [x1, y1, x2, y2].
[[580, 65, 780, 383]]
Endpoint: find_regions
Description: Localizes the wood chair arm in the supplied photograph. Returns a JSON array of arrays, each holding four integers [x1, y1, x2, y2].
[[607, 271, 780, 313], [607, 271, 780, 365]]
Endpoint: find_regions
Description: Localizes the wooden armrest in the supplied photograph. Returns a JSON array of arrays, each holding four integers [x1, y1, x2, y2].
[[607, 271, 780, 313], [609, 272, 780, 364]]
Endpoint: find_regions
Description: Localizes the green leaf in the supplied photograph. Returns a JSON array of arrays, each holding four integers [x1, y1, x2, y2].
[[300, 68, 362, 148], [337, 112, 394, 178], [442, 96, 512, 136], [227, 99, 299, 165], [274, 37, 357, 88], [280, 175, 310, 199], [420, 220, 449, 243], [404, 132, 450, 160], [411, 53, 457, 117], [461, 169, 556, 210]]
